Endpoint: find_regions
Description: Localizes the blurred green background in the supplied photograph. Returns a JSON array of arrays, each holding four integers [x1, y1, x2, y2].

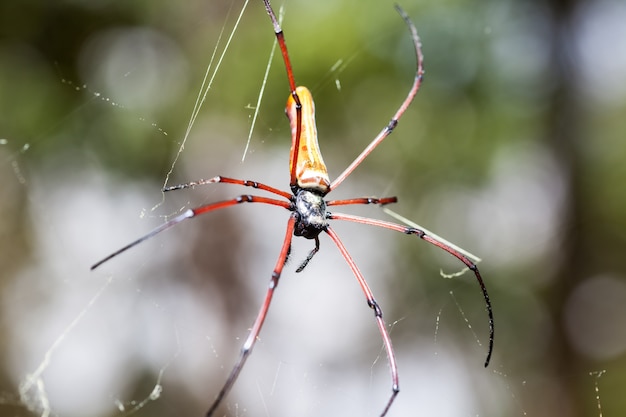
[[1, 0, 626, 416]]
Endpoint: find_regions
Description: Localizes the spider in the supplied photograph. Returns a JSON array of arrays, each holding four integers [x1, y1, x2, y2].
[[92, 1, 494, 416]]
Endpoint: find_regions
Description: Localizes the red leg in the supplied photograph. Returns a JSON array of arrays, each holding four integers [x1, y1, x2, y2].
[[261, 0, 303, 189], [327, 196, 397, 207], [325, 226, 399, 417], [206, 214, 297, 416], [329, 212, 494, 367], [329, 5, 424, 191], [163, 175, 292, 200], [91, 195, 292, 270]]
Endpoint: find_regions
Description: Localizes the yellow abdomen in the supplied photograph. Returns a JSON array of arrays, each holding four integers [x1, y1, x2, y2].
[[286, 86, 330, 194]]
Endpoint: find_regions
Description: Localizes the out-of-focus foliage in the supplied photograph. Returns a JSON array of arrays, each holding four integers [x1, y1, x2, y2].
[[1, 0, 625, 416]]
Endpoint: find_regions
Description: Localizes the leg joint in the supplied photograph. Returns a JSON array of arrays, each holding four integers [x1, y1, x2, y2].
[[368, 299, 383, 318], [405, 227, 425, 238], [236, 195, 254, 203]]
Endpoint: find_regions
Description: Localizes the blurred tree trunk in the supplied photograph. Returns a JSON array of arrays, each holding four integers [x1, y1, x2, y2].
[[543, 0, 587, 415]]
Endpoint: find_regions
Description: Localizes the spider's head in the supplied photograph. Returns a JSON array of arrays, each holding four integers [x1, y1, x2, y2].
[[293, 189, 328, 239]]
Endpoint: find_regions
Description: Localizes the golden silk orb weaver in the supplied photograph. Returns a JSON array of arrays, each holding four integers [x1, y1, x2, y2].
[[92, 1, 494, 416]]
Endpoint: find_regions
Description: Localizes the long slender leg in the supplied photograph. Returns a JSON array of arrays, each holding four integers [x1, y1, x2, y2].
[[330, 5, 424, 191], [326, 196, 397, 207], [91, 195, 292, 270], [262, 0, 303, 188], [163, 175, 292, 200], [324, 226, 399, 417], [262, 0, 296, 93], [329, 212, 494, 367], [206, 214, 297, 416]]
